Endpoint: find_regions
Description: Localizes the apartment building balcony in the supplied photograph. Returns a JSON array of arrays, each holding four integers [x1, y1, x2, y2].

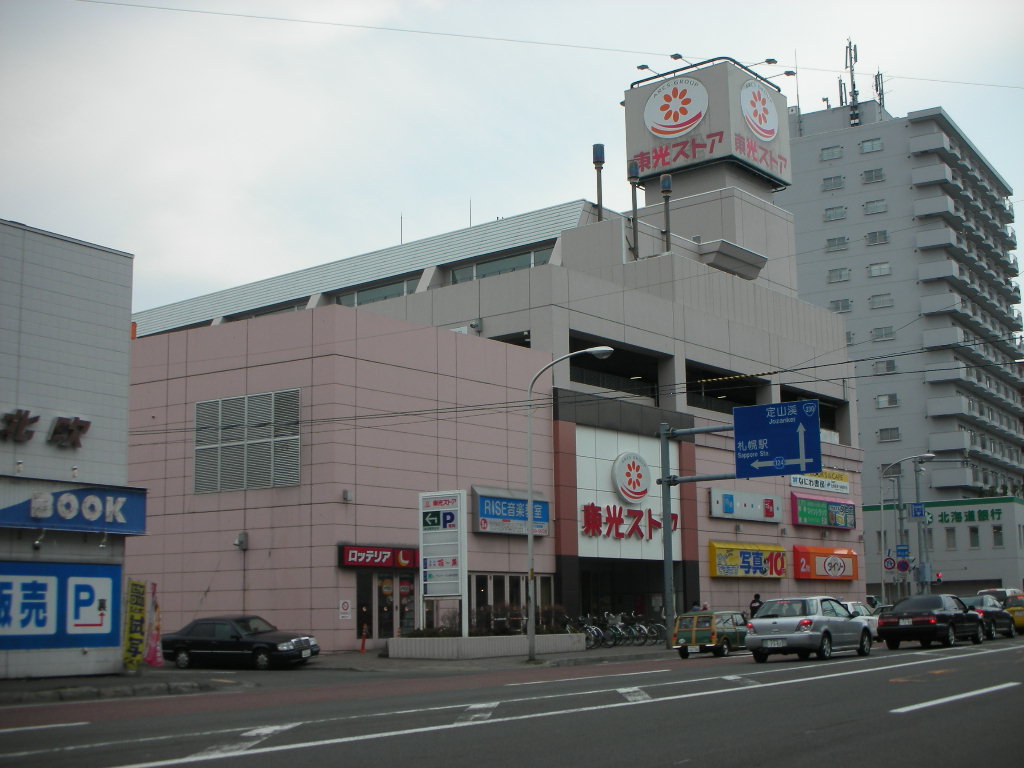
[[922, 326, 964, 351], [912, 163, 953, 187], [930, 465, 982, 491], [914, 195, 966, 226], [920, 292, 971, 326], [915, 227, 967, 256], [925, 394, 971, 420], [927, 430, 971, 454], [910, 132, 959, 162]]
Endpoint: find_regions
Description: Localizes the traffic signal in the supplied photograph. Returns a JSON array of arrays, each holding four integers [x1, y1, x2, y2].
[[934, 572, 943, 583]]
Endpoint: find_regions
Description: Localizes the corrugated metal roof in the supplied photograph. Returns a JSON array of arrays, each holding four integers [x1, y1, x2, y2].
[[133, 199, 589, 337]]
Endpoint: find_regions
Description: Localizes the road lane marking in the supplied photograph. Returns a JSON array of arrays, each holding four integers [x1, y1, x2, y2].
[[0, 721, 88, 734], [618, 687, 651, 702], [890, 682, 1020, 713], [507, 669, 669, 686], [188, 723, 301, 757], [457, 702, 498, 722], [107, 648, 1024, 768]]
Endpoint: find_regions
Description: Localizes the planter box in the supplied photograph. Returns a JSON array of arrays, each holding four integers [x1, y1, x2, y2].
[[387, 633, 585, 659]]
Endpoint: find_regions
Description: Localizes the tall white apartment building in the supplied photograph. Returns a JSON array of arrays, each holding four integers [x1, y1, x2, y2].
[[776, 101, 1023, 597]]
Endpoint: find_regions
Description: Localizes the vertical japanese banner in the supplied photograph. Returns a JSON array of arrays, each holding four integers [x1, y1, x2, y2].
[[143, 582, 163, 667], [122, 579, 147, 671]]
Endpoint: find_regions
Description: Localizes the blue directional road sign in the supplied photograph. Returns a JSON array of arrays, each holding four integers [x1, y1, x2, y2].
[[909, 502, 925, 519], [733, 400, 822, 479]]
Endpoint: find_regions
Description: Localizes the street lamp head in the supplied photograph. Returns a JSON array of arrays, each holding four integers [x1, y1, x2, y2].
[[584, 345, 614, 360], [917, 453, 936, 463]]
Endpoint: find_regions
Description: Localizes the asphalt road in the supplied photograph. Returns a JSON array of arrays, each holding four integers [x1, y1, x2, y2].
[[2, 641, 1021, 768]]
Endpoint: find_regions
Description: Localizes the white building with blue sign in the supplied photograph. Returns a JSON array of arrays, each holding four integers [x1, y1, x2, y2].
[[0, 220, 146, 678]]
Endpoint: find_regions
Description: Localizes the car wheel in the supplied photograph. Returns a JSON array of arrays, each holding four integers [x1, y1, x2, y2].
[[884, 638, 901, 650], [797, 650, 811, 660], [678, 647, 689, 660], [815, 634, 832, 660], [752, 650, 768, 663], [856, 631, 872, 656], [971, 622, 984, 645], [712, 639, 731, 658], [253, 648, 272, 670], [941, 623, 956, 647], [985, 621, 997, 640], [174, 649, 190, 670], [1004, 622, 1017, 639]]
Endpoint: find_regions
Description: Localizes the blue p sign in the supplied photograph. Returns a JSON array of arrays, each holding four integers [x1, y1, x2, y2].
[[442, 510, 456, 529], [73, 583, 95, 620]]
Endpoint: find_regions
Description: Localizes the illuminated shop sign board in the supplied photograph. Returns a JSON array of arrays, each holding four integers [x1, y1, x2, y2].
[[472, 490, 549, 536], [0, 562, 122, 650], [793, 546, 859, 581], [419, 491, 467, 597], [0, 487, 147, 535], [709, 541, 787, 578], [337, 545, 418, 569], [709, 488, 781, 523], [790, 470, 850, 495], [791, 493, 856, 529]]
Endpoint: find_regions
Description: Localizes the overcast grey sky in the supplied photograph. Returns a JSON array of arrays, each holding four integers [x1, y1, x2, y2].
[[3, 0, 1022, 312]]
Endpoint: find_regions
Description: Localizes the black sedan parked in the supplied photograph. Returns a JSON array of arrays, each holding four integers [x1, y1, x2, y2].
[[960, 594, 1017, 639], [876, 594, 984, 650], [161, 615, 319, 670]]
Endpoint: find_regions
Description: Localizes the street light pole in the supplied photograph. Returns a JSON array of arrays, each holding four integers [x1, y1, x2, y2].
[[526, 346, 613, 661], [878, 453, 934, 603]]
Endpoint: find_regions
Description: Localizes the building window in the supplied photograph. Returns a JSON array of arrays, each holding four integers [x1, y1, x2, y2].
[[864, 199, 888, 215], [826, 236, 849, 252], [194, 390, 301, 493], [824, 206, 847, 221], [336, 276, 419, 306], [945, 527, 956, 549], [868, 261, 892, 277], [863, 168, 886, 183], [820, 145, 843, 160], [827, 267, 851, 283], [993, 524, 1004, 547], [873, 359, 896, 374], [869, 293, 894, 309], [846, 331, 855, 345], [968, 526, 980, 548], [878, 427, 901, 442], [822, 175, 845, 191], [866, 230, 889, 245], [876, 393, 900, 408], [829, 298, 853, 313], [451, 247, 553, 284], [871, 326, 895, 341], [860, 138, 884, 153]]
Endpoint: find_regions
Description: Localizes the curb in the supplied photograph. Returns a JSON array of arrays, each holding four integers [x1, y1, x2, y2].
[[0, 679, 225, 707]]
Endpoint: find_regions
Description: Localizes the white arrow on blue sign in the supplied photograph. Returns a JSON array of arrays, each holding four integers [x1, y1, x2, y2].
[[733, 401, 822, 479]]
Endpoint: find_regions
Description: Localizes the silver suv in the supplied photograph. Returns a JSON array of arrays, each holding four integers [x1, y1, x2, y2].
[[746, 596, 872, 663]]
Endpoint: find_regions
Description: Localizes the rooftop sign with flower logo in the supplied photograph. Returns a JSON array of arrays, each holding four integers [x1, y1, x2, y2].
[[643, 77, 708, 138], [740, 79, 778, 141]]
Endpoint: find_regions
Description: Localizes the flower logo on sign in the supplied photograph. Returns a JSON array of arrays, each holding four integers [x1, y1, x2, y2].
[[612, 452, 651, 503], [739, 80, 778, 141], [643, 77, 708, 138]]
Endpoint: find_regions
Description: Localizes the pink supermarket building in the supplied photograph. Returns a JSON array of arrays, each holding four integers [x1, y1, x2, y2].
[[127, 60, 865, 653]]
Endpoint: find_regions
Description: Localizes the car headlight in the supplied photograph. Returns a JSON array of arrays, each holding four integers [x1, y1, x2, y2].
[[277, 641, 295, 651]]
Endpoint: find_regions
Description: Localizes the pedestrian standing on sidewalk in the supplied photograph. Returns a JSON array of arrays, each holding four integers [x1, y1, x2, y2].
[[749, 593, 763, 620]]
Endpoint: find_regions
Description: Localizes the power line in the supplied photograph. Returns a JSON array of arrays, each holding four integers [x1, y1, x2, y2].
[[75, 1, 1023, 92]]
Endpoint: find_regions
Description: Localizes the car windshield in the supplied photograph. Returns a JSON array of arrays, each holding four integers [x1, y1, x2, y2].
[[235, 616, 276, 635], [756, 599, 808, 618], [1005, 596, 1024, 608], [893, 596, 942, 611]]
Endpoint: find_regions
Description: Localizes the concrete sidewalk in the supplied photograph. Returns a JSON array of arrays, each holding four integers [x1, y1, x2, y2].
[[0, 642, 676, 706]]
